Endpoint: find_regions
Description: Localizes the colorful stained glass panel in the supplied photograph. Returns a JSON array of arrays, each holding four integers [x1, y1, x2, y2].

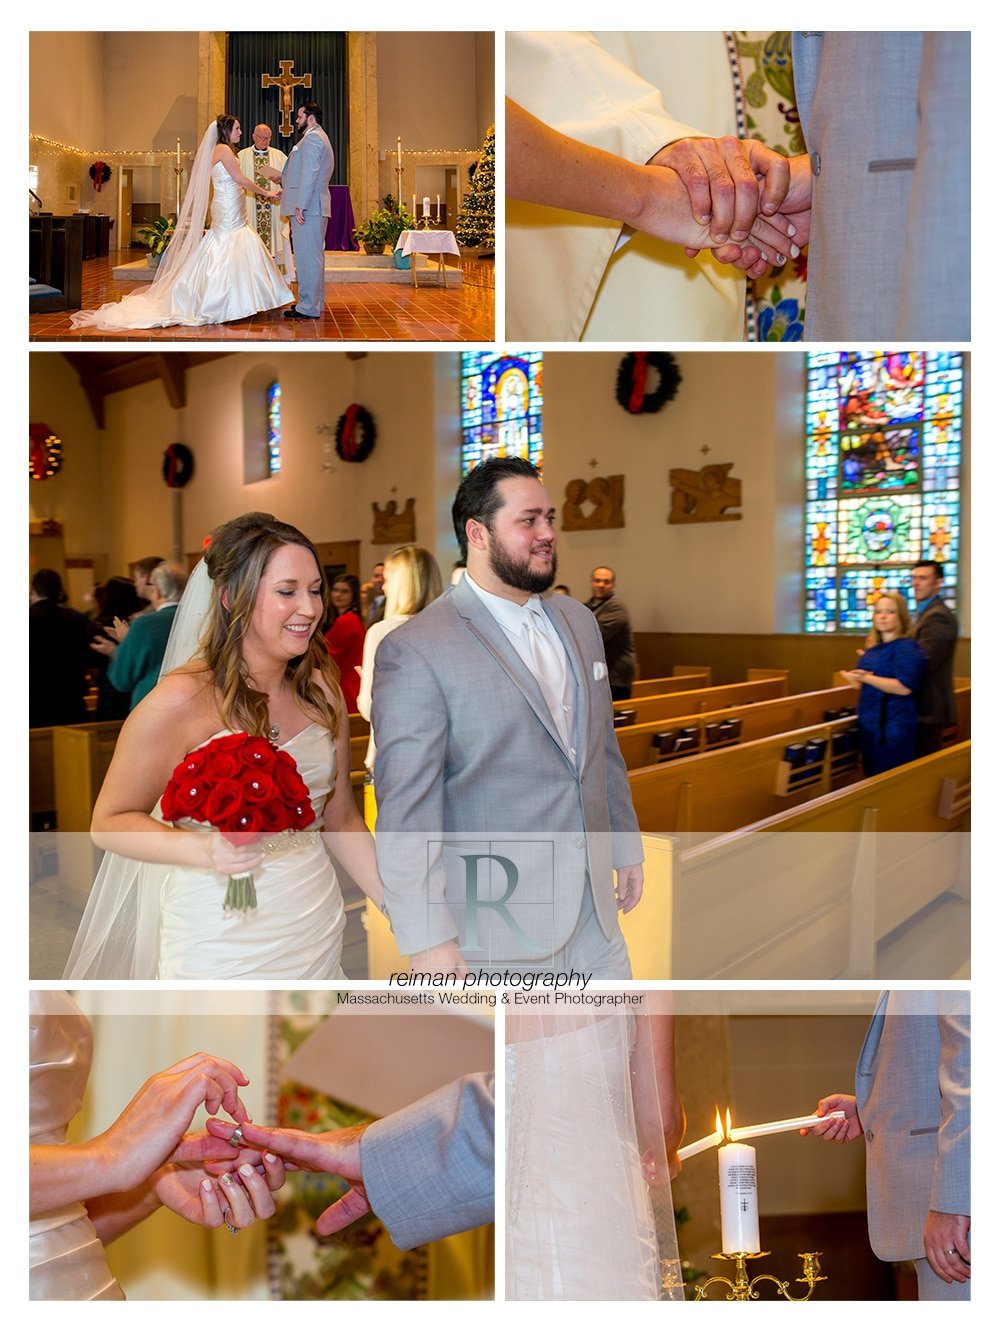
[[461, 352, 543, 476]]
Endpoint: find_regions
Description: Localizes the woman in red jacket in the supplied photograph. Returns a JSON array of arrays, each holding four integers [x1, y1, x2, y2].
[[323, 575, 364, 714]]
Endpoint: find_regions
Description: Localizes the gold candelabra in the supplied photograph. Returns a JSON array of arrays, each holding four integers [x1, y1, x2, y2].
[[694, 1251, 825, 1302]]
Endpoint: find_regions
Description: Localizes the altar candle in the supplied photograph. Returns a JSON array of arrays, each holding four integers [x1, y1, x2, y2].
[[422, 196, 431, 217], [729, 1110, 846, 1142], [436, 193, 441, 221], [176, 138, 181, 167], [412, 195, 416, 217], [719, 1140, 759, 1254], [397, 136, 402, 169]]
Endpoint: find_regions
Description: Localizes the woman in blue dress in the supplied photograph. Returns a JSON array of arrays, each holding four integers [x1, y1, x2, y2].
[[842, 592, 926, 776]]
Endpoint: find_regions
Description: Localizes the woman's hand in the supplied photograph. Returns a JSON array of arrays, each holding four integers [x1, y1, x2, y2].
[[155, 1153, 285, 1229], [206, 831, 264, 876], [92, 1053, 253, 1196]]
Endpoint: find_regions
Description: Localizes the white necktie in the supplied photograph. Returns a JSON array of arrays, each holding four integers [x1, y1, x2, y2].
[[523, 608, 570, 748]]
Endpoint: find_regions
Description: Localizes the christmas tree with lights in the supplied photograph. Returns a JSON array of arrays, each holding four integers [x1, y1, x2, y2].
[[455, 124, 494, 251]]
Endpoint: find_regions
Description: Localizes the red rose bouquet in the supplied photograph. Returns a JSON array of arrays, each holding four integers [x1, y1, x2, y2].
[[160, 732, 313, 911]]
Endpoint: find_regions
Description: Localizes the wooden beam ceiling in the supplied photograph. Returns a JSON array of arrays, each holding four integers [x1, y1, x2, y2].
[[59, 352, 232, 428]]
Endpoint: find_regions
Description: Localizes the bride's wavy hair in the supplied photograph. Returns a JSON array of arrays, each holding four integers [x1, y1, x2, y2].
[[198, 512, 340, 737], [215, 114, 239, 150]]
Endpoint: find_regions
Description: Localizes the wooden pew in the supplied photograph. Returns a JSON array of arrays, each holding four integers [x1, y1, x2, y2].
[[627, 684, 970, 831], [613, 674, 788, 728], [629, 670, 710, 698], [628, 715, 866, 833], [29, 728, 56, 829], [615, 685, 859, 770], [666, 743, 970, 981]]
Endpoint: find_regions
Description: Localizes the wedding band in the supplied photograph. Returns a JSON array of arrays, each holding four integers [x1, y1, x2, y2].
[[229, 1127, 244, 1147], [947, 1248, 957, 1254], [226, 1221, 239, 1236]]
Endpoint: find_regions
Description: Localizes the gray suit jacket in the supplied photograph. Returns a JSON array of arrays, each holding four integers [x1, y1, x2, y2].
[[361, 1073, 494, 1250], [856, 991, 970, 1261], [372, 578, 642, 958], [792, 31, 970, 340], [279, 126, 334, 219]]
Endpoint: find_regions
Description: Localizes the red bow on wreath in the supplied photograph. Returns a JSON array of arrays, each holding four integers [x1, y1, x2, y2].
[[89, 161, 112, 192], [334, 404, 376, 462]]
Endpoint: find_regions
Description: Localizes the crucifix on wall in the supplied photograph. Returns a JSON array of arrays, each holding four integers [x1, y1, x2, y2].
[[262, 60, 313, 137]]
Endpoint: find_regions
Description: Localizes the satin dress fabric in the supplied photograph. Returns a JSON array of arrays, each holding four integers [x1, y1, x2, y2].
[[72, 163, 292, 330], [157, 723, 346, 979], [505, 1017, 663, 1300], [30, 994, 125, 1301]]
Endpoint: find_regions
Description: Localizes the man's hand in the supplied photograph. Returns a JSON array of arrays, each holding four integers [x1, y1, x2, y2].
[[295, 207, 305, 226], [614, 864, 643, 913], [799, 1094, 862, 1141], [207, 1119, 370, 1236], [652, 137, 790, 242], [924, 1210, 971, 1284], [410, 940, 469, 978]]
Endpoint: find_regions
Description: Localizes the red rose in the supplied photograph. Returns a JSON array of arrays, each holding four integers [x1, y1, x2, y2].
[[273, 761, 310, 804], [231, 808, 264, 834], [201, 750, 243, 781], [243, 772, 279, 805], [161, 777, 209, 821], [202, 780, 245, 827], [240, 737, 277, 768], [257, 798, 290, 831]]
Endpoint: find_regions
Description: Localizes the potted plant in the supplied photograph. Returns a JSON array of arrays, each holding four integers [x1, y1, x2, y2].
[[138, 214, 176, 267], [352, 199, 416, 261]]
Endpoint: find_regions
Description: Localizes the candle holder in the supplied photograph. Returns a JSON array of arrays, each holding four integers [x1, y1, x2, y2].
[[414, 213, 437, 230], [694, 1251, 825, 1302]]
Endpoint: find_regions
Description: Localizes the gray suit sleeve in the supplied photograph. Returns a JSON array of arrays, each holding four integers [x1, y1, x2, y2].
[[361, 1073, 495, 1250], [931, 992, 970, 1217], [372, 630, 459, 953]]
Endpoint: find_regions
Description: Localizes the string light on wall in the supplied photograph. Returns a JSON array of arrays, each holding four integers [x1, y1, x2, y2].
[[29, 424, 63, 480]]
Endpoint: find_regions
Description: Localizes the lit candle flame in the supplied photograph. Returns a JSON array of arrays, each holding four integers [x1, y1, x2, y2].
[[715, 1107, 724, 1138]]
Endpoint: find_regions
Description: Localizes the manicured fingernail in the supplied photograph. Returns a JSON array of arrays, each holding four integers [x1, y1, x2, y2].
[[791, 244, 800, 258], [786, 223, 796, 236], [239, 1163, 255, 1178], [201, 1179, 213, 1193], [264, 1153, 277, 1164], [775, 254, 787, 265], [220, 1173, 234, 1185]]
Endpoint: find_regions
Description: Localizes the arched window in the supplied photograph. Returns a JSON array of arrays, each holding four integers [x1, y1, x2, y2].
[[804, 351, 964, 632], [460, 351, 543, 475], [267, 380, 282, 476]]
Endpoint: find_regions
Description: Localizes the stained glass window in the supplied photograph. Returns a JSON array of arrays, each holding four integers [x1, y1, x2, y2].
[[267, 381, 281, 476], [460, 352, 543, 475], [804, 351, 963, 632]]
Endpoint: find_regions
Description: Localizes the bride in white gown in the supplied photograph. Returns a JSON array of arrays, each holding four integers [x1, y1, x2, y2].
[[506, 1005, 686, 1300], [71, 116, 293, 331], [64, 513, 384, 981]]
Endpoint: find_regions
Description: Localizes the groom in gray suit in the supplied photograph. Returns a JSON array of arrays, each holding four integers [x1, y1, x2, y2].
[[279, 102, 334, 319], [372, 456, 643, 978], [805, 991, 970, 1300]]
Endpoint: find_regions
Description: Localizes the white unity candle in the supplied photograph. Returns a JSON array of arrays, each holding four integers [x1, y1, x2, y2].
[[719, 1141, 760, 1254], [422, 196, 431, 217]]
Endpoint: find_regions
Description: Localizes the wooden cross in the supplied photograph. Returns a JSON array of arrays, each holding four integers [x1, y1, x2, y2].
[[261, 60, 313, 137]]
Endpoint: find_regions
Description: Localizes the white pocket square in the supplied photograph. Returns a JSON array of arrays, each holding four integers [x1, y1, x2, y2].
[[593, 661, 607, 681]]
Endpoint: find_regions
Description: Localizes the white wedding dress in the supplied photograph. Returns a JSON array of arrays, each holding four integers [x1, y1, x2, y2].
[[71, 161, 292, 331], [64, 723, 346, 981], [505, 1013, 683, 1300]]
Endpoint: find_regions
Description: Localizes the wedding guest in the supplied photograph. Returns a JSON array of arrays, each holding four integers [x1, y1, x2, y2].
[[29, 569, 91, 727], [106, 561, 189, 710], [365, 562, 387, 628], [130, 555, 165, 612], [90, 577, 144, 720], [585, 566, 636, 701], [358, 546, 443, 772], [841, 592, 925, 776], [910, 560, 959, 755], [324, 574, 365, 713]]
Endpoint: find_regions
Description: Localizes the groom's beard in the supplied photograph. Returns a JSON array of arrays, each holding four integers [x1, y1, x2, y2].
[[487, 538, 557, 596]]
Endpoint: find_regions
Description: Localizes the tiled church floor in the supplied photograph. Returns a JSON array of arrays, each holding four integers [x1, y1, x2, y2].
[[30, 249, 495, 342]]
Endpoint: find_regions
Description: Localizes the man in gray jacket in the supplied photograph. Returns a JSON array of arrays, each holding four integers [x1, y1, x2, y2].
[[279, 102, 334, 319]]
